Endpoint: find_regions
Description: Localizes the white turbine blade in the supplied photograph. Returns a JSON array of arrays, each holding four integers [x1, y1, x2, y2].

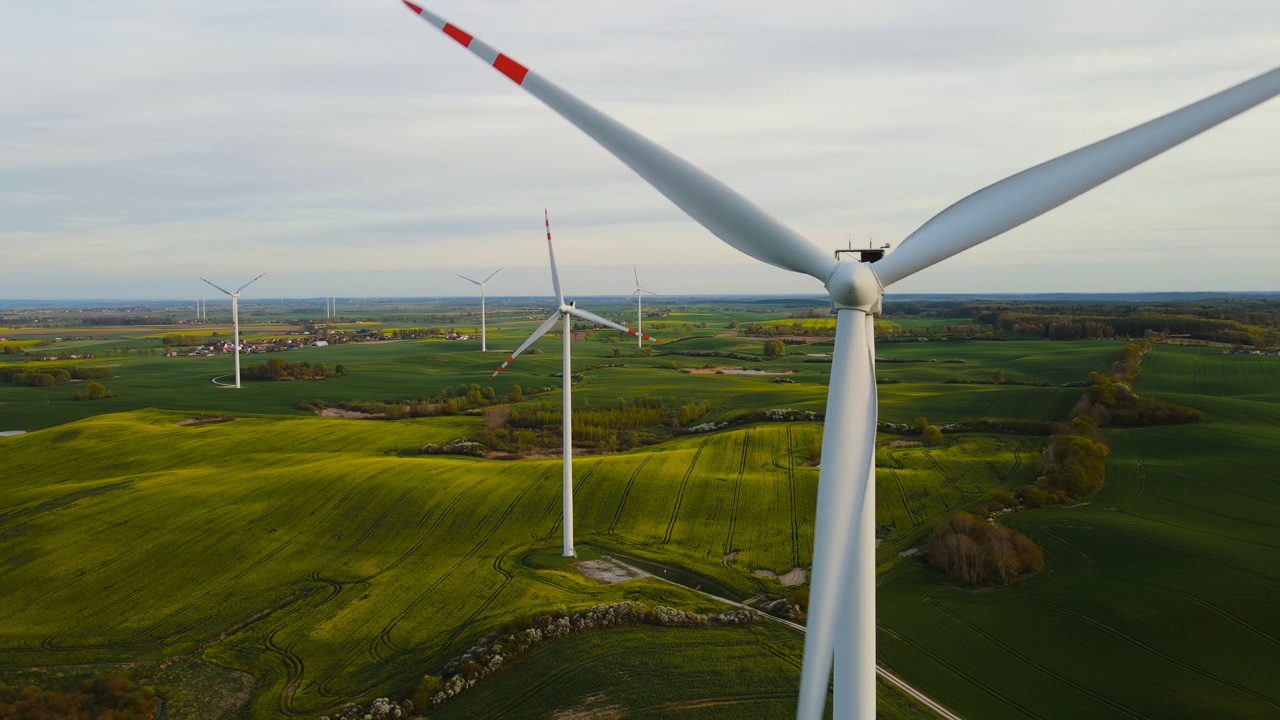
[[491, 311, 560, 378], [200, 277, 233, 296], [874, 67, 1280, 287], [797, 309, 878, 720], [236, 273, 266, 294], [567, 306, 661, 343], [402, 2, 837, 283], [484, 267, 504, 284], [545, 209, 563, 304], [633, 265, 641, 290], [458, 274, 483, 286]]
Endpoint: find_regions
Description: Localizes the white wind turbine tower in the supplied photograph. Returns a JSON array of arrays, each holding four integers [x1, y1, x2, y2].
[[492, 210, 661, 557], [200, 274, 265, 390], [628, 267, 658, 349], [402, 4, 1279, 717], [458, 267, 503, 351]]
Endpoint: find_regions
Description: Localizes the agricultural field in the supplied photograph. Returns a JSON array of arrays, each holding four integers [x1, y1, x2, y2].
[[5, 297, 1277, 718], [877, 344, 1280, 719]]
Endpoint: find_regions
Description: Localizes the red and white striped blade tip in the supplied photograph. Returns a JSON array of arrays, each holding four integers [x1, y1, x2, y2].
[[403, 1, 423, 13]]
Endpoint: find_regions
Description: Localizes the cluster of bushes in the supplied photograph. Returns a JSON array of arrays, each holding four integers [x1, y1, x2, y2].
[[319, 697, 413, 720], [0, 672, 158, 720], [298, 383, 527, 420], [72, 381, 113, 401], [0, 365, 112, 387], [927, 512, 1044, 586], [413, 602, 756, 710], [242, 358, 344, 381]]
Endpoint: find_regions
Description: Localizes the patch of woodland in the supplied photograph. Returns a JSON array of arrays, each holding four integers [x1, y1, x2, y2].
[[0, 671, 159, 720], [72, 381, 114, 401], [242, 358, 345, 381], [465, 395, 714, 456], [297, 382, 528, 419], [926, 512, 1045, 586]]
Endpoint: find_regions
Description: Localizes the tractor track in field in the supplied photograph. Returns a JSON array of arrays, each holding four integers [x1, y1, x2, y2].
[[482, 645, 623, 718], [888, 470, 920, 528], [631, 692, 799, 716], [265, 628, 306, 717], [784, 428, 801, 568], [1089, 523, 1280, 586], [372, 468, 490, 579], [1144, 488, 1280, 528], [759, 639, 802, 671], [662, 440, 707, 546], [374, 468, 550, 657], [723, 431, 751, 560], [1161, 466, 1280, 508], [1031, 598, 1280, 709], [925, 453, 971, 501], [442, 546, 518, 650], [879, 622, 1038, 719], [608, 456, 652, 540], [1098, 572, 1280, 649], [928, 601, 1148, 718], [132, 467, 394, 641], [328, 483, 419, 569]]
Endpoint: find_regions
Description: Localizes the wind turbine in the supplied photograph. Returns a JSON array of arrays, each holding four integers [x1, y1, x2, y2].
[[401, 3, 1280, 717], [458, 267, 503, 351], [200, 274, 265, 389], [492, 211, 660, 557], [628, 267, 658, 349]]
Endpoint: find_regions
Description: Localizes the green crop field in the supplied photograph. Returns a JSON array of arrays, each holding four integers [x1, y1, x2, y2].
[[876, 344, 1280, 719], [6, 297, 1277, 720]]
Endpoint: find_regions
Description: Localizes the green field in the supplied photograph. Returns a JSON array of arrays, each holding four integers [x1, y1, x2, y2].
[[5, 301, 1277, 719]]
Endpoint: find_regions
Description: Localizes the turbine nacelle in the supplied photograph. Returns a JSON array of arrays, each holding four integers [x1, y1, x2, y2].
[[825, 260, 884, 314]]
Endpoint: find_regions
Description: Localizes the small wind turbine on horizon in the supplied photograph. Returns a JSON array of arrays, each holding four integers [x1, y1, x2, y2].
[[628, 266, 658, 349], [200, 274, 265, 390], [492, 211, 661, 557], [401, 3, 1280, 717], [458, 267, 503, 351]]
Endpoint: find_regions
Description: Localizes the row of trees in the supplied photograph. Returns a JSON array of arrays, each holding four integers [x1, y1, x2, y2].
[[242, 358, 344, 381], [471, 396, 714, 455], [0, 365, 112, 387]]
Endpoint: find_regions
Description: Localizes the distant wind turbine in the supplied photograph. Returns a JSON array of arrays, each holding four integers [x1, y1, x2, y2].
[[492, 211, 660, 557], [200, 274, 265, 389], [628, 266, 658, 349], [458, 267, 503, 351], [402, 3, 1280, 717]]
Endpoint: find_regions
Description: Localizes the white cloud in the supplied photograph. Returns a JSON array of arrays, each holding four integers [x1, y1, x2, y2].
[[1, 0, 1276, 299]]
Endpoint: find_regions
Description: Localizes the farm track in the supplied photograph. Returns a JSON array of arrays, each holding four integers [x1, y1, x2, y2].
[[722, 431, 750, 561], [927, 601, 1148, 719], [661, 440, 708, 546], [1031, 598, 1280, 709], [1143, 488, 1280, 528], [608, 456, 652, 540]]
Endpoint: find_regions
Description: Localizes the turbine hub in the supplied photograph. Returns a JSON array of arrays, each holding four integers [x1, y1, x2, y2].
[[824, 260, 883, 314]]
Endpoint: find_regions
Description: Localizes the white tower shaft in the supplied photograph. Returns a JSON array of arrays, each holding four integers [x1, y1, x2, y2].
[[232, 294, 242, 389], [562, 313, 574, 557], [636, 293, 643, 348], [481, 284, 488, 352]]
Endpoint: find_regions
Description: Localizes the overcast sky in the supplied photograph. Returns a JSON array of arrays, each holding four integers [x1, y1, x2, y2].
[[2, 0, 1277, 300]]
